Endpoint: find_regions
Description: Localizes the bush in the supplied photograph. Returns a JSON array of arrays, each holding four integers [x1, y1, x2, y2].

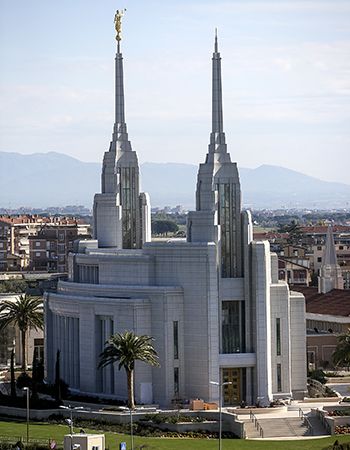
[[142, 414, 205, 424], [325, 372, 344, 378], [38, 380, 69, 400], [309, 369, 328, 384], [16, 372, 32, 389], [322, 440, 350, 450], [47, 416, 238, 439], [0, 393, 60, 410], [0, 445, 51, 450]]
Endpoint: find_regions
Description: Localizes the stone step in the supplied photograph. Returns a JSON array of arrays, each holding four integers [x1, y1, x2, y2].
[[244, 417, 310, 438], [242, 420, 261, 438], [260, 418, 309, 438]]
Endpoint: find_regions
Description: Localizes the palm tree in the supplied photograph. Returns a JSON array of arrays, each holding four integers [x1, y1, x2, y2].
[[333, 329, 350, 368], [0, 295, 43, 372], [98, 331, 160, 409]]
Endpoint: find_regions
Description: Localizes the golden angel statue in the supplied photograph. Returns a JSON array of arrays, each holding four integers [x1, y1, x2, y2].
[[114, 9, 126, 41]]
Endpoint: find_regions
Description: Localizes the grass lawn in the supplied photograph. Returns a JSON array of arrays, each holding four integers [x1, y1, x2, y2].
[[0, 419, 349, 450]]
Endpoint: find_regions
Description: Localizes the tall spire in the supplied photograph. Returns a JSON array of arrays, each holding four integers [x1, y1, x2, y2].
[[95, 11, 151, 250], [323, 225, 338, 266], [109, 9, 131, 153], [318, 226, 344, 293], [114, 49, 126, 128], [209, 29, 227, 154]]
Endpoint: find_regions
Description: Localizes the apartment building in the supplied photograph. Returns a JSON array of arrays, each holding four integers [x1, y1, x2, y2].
[[29, 222, 90, 273], [0, 215, 90, 273]]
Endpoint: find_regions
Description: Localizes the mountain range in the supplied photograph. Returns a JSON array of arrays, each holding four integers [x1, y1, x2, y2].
[[1, 151, 349, 209]]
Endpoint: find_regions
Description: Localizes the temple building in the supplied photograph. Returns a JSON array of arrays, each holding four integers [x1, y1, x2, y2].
[[45, 17, 307, 406]]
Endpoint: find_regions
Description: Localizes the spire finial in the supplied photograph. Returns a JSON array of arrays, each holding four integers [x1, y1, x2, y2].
[[214, 28, 218, 53], [114, 9, 126, 52]]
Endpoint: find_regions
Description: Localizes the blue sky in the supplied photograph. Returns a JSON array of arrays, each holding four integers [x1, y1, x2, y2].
[[1, 0, 349, 184]]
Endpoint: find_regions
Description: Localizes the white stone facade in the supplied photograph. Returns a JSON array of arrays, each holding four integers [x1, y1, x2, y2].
[[45, 32, 307, 406]]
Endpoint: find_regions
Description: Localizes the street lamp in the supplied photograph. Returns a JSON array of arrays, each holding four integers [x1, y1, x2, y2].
[[59, 405, 84, 434], [23, 387, 30, 444], [119, 406, 134, 450], [210, 380, 232, 450]]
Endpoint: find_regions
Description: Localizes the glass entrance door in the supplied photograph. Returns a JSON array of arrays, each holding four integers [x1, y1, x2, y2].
[[222, 368, 241, 405]]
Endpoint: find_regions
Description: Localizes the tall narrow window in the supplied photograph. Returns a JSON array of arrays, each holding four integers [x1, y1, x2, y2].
[[221, 301, 244, 353], [276, 318, 281, 356], [277, 364, 282, 392], [173, 321, 179, 360], [174, 367, 179, 396]]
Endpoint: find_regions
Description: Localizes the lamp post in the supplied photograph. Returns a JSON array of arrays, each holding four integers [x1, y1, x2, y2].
[[120, 406, 134, 450], [23, 387, 30, 444], [59, 405, 84, 435], [210, 380, 232, 450]]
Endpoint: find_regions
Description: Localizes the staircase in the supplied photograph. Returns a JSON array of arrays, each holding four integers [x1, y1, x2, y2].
[[243, 417, 310, 438]]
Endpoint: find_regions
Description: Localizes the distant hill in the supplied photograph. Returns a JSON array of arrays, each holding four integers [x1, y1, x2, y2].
[[0, 151, 349, 209], [0, 151, 100, 208]]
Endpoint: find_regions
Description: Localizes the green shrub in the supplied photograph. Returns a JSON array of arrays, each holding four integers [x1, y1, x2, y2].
[[309, 369, 328, 384], [16, 372, 32, 389]]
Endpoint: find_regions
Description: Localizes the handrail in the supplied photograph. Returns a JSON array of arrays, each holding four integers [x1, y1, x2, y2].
[[298, 407, 313, 435], [249, 410, 264, 438]]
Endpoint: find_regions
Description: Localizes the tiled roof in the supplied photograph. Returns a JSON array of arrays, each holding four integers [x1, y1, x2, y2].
[[253, 231, 289, 240], [0, 215, 83, 225], [293, 286, 350, 316], [300, 225, 350, 235]]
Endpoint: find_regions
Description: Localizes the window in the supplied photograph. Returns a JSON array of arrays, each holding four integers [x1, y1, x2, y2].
[[317, 246, 322, 251], [35, 252, 41, 257], [34, 338, 44, 361], [174, 367, 179, 396], [339, 246, 344, 250], [217, 183, 238, 278], [35, 242, 41, 247], [317, 257, 322, 263], [173, 321, 179, 360], [0, 243, 3, 248], [120, 167, 138, 248], [221, 301, 244, 353], [277, 364, 282, 392], [276, 318, 281, 356], [77, 265, 99, 284]]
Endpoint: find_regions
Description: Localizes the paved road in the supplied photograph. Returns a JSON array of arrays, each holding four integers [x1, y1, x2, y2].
[[327, 383, 350, 397]]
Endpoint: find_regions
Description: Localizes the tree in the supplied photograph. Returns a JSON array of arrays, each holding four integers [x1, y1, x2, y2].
[[10, 349, 16, 399], [333, 329, 350, 368], [98, 331, 160, 409], [151, 220, 178, 236], [0, 295, 43, 372], [31, 348, 39, 401], [54, 349, 61, 403]]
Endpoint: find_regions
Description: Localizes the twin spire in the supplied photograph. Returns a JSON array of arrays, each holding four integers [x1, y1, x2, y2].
[[209, 28, 227, 155], [111, 14, 225, 156], [110, 9, 130, 152]]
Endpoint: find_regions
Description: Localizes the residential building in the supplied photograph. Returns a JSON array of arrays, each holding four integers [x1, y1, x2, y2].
[[277, 244, 312, 286], [29, 223, 91, 273], [0, 215, 90, 273]]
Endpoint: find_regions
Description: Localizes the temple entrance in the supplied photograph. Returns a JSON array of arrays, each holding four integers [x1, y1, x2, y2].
[[223, 368, 241, 405]]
